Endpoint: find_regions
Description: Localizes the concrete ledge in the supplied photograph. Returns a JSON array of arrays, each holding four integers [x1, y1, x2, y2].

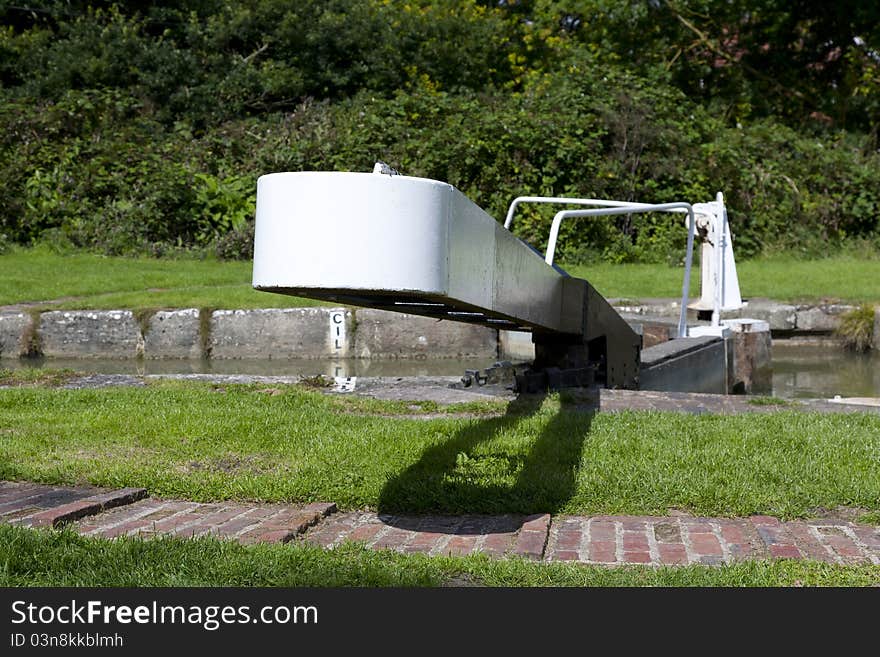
[[5, 299, 854, 362], [353, 309, 498, 359], [611, 298, 858, 334], [209, 308, 354, 359], [144, 308, 202, 359], [794, 304, 852, 332], [733, 299, 798, 331], [39, 310, 141, 358], [0, 311, 30, 358]]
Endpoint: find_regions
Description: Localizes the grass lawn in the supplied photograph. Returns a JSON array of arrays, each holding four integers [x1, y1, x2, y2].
[[0, 247, 320, 310], [564, 254, 880, 303], [0, 248, 877, 309], [1, 380, 878, 519], [1, 525, 877, 587]]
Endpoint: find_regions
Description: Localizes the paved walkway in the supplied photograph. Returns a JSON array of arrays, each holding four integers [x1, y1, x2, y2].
[[3, 481, 879, 567], [37, 373, 880, 416]]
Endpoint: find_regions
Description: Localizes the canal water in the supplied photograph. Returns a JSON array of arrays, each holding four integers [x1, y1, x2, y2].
[[770, 340, 880, 400], [3, 341, 878, 400]]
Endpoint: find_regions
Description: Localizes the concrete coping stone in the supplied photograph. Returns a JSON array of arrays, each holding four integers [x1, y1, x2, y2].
[[722, 318, 771, 333]]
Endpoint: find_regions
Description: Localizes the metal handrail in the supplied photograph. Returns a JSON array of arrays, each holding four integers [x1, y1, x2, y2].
[[503, 196, 696, 338], [503, 195, 687, 231], [545, 203, 697, 338]]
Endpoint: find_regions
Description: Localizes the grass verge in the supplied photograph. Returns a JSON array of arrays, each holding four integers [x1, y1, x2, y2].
[[1, 525, 878, 587], [0, 367, 77, 387], [562, 254, 880, 303], [1, 248, 878, 309], [1, 380, 878, 519], [0, 247, 319, 310]]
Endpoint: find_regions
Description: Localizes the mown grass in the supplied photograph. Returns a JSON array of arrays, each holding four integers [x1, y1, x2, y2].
[[0, 247, 319, 309], [562, 254, 880, 303], [1, 525, 877, 587], [1, 380, 878, 519], [1, 248, 878, 309], [0, 367, 77, 387]]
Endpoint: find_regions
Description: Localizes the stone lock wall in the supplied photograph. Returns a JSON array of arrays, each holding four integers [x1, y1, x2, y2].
[[0, 308, 500, 361]]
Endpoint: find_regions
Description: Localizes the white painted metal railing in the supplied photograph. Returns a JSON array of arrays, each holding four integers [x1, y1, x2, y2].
[[504, 196, 696, 338]]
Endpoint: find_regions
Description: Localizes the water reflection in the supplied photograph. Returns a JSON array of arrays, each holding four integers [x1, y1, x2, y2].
[[771, 340, 880, 399], [4, 341, 878, 400]]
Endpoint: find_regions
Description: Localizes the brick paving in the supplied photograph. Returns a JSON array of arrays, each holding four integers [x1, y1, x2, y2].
[[543, 515, 880, 566], [75, 498, 336, 544], [302, 511, 551, 559], [0, 480, 146, 528], [2, 480, 879, 565], [300, 511, 880, 566]]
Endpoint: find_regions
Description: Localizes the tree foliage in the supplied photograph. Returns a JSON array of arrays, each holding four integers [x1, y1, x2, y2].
[[0, 0, 878, 260]]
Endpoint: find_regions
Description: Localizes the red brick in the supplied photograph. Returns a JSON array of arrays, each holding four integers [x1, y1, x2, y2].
[[305, 528, 344, 548], [302, 502, 336, 516], [726, 542, 759, 560], [91, 502, 183, 538], [245, 529, 295, 544], [5, 507, 46, 523], [621, 520, 646, 531], [259, 506, 325, 532], [658, 543, 688, 565], [623, 533, 649, 552], [682, 519, 714, 533], [147, 508, 203, 534], [416, 517, 462, 533], [513, 530, 546, 559], [0, 484, 47, 504], [588, 541, 617, 563], [559, 518, 584, 531], [623, 552, 652, 564], [459, 518, 494, 534], [551, 550, 581, 562], [211, 508, 273, 537], [589, 521, 616, 541], [348, 523, 384, 543], [184, 507, 254, 537], [719, 523, 747, 545], [851, 525, 880, 549], [444, 535, 478, 556], [14, 487, 147, 528], [689, 533, 722, 556], [555, 530, 582, 550], [769, 544, 802, 559], [406, 531, 442, 549], [74, 499, 161, 532], [785, 523, 835, 563], [521, 514, 551, 532], [371, 528, 413, 550], [0, 488, 81, 513], [821, 535, 864, 559], [479, 533, 514, 557], [751, 515, 781, 527]]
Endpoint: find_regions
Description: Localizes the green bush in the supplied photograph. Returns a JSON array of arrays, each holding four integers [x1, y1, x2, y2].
[[0, 1, 878, 262], [836, 304, 876, 352]]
